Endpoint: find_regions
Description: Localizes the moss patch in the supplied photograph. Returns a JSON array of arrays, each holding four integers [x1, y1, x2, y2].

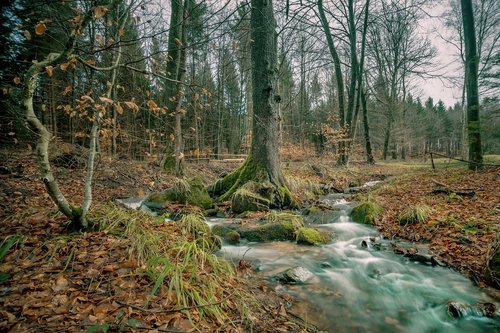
[[296, 227, 332, 245], [212, 225, 241, 244], [489, 249, 500, 282], [351, 201, 383, 225], [239, 211, 304, 242], [231, 187, 271, 213]]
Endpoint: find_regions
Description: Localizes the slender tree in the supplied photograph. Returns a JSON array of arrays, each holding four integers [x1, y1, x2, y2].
[[461, 0, 483, 168]]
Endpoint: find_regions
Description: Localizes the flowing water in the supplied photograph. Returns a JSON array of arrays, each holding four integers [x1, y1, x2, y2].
[[209, 196, 500, 333]]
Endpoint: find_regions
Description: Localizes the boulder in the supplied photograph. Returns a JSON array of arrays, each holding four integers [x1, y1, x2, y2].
[[211, 212, 305, 243], [143, 177, 212, 211], [212, 225, 241, 244], [277, 266, 314, 284], [351, 201, 383, 225], [143, 192, 169, 210], [447, 301, 497, 318], [302, 205, 342, 224], [488, 248, 500, 284], [296, 227, 332, 245]]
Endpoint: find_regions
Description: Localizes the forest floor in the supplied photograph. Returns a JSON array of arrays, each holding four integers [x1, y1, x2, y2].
[[0, 149, 499, 332]]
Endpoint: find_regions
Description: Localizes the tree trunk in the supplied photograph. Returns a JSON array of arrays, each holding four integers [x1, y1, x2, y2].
[[160, 0, 184, 170], [317, 0, 347, 165], [212, 0, 293, 208], [461, 0, 483, 169], [361, 88, 374, 164]]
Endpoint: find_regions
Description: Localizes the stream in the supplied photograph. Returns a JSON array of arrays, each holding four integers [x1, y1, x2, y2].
[[208, 196, 500, 333]]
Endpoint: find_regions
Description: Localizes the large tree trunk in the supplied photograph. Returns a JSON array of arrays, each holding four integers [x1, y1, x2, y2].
[[212, 0, 293, 208], [461, 0, 483, 169]]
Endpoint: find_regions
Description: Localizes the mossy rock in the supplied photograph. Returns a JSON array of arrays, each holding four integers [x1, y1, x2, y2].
[[303, 205, 342, 224], [231, 188, 270, 213], [351, 201, 383, 225], [145, 178, 212, 211], [166, 177, 212, 209], [296, 227, 332, 245], [239, 211, 304, 242], [143, 192, 169, 210], [488, 249, 500, 281], [212, 225, 241, 244], [398, 205, 431, 225], [222, 231, 241, 244]]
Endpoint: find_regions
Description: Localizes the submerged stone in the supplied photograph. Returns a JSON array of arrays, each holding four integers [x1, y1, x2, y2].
[[447, 301, 497, 318], [277, 266, 314, 284]]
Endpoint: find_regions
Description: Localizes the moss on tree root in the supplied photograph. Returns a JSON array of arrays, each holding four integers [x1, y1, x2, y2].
[[212, 157, 296, 209]]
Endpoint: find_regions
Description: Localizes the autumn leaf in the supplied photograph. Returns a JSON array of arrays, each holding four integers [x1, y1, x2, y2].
[[174, 38, 183, 46], [60, 63, 69, 71], [169, 133, 175, 141], [114, 103, 123, 115], [63, 85, 72, 95], [81, 95, 95, 103], [119, 28, 125, 37], [35, 22, 47, 35], [124, 101, 139, 113], [147, 99, 158, 110], [41, 104, 47, 111], [99, 96, 113, 104], [13, 77, 21, 85], [45, 66, 53, 77], [23, 30, 32, 40], [94, 6, 108, 19]]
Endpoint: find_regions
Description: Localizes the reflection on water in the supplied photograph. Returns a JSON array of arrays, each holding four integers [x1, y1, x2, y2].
[[213, 197, 500, 333]]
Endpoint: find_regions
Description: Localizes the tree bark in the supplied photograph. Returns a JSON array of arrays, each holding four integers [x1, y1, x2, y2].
[[461, 0, 483, 169], [161, 0, 184, 170], [361, 88, 374, 164], [317, 0, 347, 165], [212, 0, 293, 208]]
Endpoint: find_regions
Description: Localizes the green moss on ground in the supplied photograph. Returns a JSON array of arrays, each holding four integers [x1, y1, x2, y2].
[[351, 201, 383, 225], [240, 211, 304, 242]]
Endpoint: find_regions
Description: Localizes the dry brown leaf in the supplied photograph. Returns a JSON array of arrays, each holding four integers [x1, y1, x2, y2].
[[35, 22, 47, 35], [94, 6, 108, 19], [115, 102, 123, 115], [45, 65, 53, 77], [99, 96, 113, 104], [52, 276, 69, 292], [23, 30, 32, 40], [13, 77, 21, 85], [60, 63, 69, 71]]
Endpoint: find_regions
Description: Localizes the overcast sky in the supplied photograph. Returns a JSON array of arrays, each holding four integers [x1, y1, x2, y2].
[[418, 3, 462, 107]]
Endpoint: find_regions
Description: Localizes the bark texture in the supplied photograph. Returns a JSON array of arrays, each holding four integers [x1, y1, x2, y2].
[[212, 0, 293, 208], [461, 0, 483, 169]]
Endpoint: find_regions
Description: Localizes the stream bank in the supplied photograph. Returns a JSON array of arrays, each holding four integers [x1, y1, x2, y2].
[[209, 192, 500, 333]]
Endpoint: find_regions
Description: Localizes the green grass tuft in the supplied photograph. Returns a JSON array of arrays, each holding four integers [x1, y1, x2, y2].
[[398, 205, 432, 225]]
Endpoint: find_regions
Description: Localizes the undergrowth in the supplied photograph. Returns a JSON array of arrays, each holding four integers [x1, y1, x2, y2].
[[94, 204, 253, 329]]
